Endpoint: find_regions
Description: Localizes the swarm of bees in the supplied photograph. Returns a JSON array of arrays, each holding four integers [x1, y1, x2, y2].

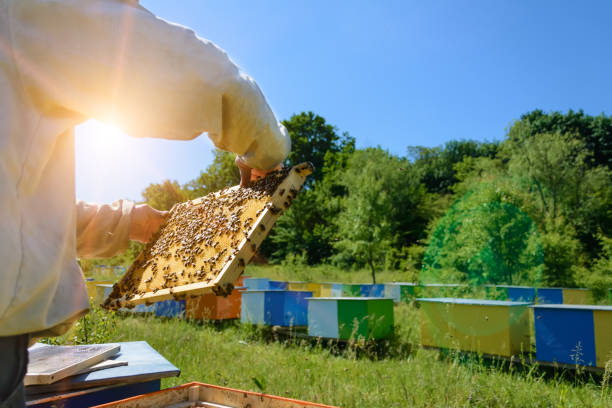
[[102, 163, 312, 310]]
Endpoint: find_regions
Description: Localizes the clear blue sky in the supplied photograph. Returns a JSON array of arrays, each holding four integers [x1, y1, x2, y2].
[[75, 0, 612, 203]]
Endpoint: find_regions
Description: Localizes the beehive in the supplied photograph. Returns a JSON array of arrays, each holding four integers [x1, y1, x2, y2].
[[384, 283, 416, 303], [494, 285, 536, 302], [185, 276, 245, 320], [418, 298, 532, 357], [536, 288, 563, 304], [342, 284, 362, 297], [102, 163, 312, 310], [240, 290, 312, 327], [269, 280, 289, 290], [532, 304, 612, 368], [243, 277, 270, 290], [360, 284, 385, 297], [307, 297, 394, 340]]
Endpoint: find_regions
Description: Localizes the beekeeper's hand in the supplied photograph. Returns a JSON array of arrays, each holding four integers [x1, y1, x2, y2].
[[235, 157, 282, 187], [129, 204, 169, 243]]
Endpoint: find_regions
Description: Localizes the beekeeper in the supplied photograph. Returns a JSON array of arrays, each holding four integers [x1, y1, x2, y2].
[[0, 0, 291, 404]]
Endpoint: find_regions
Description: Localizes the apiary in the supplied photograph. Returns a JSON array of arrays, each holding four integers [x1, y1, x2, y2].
[[342, 284, 362, 297], [91, 381, 338, 408], [102, 163, 312, 310], [269, 280, 289, 290], [493, 285, 536, 302], [243, 277, 270, 290], [536, 288, 563, 304], [185, 276, 245, 320], [154, 299, 186, 318], [241, 290, 312, 327], [287, 281, 309, 291], [330, 283, 344, 297], [318, 283, 334, 297], [307, 282, 323, 297], [384, 283, 416, 303], [532, 304, 612, 368], [418, 298, 532, 357], [360, 284, 385, 297], [307, 297, 394, 340], [561, 288, 593, 305]]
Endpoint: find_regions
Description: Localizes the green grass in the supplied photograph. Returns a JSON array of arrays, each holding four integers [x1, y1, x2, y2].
[[244, 263, 414, 284], [66, 265, 611, 406], [76, 303, 610, 408]]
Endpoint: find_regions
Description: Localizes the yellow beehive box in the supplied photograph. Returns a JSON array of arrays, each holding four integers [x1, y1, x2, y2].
[[419, 298, 532, 357], [307, 282, 322, 297]]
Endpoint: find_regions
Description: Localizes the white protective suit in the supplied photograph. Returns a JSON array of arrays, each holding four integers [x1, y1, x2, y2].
[[0, 0, 291, 337]]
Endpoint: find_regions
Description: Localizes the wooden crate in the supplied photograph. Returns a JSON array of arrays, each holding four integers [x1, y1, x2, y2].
[[532, 304, 612, 368], [419, 298, 532, 357], [241, 290, 312, 327], [307, 297, 394, 340], [92, 382, 337, 407]]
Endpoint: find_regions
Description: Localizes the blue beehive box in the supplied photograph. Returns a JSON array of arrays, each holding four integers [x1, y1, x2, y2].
[[243, 278, 270, 290], [532, 304, 612, 368], [269, 280, 289, 290], [360, 284, 385, 297], [241, 290, 312, 327], [154, 299, 185, 318], [330, 283, 343, 297], [496, 285, 536, 302], [537, 288, 564, 304]]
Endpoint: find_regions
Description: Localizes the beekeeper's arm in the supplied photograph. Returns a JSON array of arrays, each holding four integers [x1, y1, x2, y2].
[[76, 201, 167, 258], [12, 0, 291, 171]]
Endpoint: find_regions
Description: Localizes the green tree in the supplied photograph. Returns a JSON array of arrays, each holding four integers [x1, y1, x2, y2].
[[408, 140, 499, 194], [422, 182, 544, 286], [141, 180, 186, 211], [264, 112, 355, 263], [282, 111, 355, 186], [507, 109, 611, 169], [183, 149, 240, 199], [503, 129, 611, 258], [334, 148, 428, 283]]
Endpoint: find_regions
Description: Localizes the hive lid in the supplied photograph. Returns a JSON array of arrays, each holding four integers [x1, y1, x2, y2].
[[102, 163, 313, 310]]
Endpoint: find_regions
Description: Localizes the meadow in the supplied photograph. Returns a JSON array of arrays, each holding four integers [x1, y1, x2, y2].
[[51, 265, 612, 407]]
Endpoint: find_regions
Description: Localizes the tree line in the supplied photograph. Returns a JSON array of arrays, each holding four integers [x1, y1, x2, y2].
[[114, 109, 612, 291]]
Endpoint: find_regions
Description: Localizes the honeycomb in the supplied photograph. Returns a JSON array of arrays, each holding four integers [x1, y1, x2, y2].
[[102, 163, 312, 310]]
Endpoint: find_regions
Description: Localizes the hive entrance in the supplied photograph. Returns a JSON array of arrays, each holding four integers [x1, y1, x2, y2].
[[102, 163, 312, 310]]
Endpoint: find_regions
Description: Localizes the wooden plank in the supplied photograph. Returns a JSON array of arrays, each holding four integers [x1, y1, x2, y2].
[[25, 343, 120, 385], [103, 163, 312, 310]]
